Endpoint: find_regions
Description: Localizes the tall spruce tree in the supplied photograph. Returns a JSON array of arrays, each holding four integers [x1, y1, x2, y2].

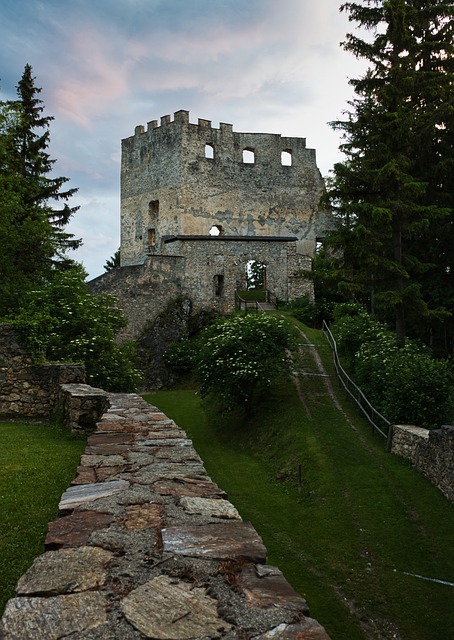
[[324, 0, 453, 348], [15, 64, 81, 259], [0, 65, 81, 314]]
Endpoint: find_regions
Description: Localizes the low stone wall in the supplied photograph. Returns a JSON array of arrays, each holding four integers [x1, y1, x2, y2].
[[1, 392, 331, 639], [0, 324, 85, 421], [390, 424, 454, 503], [58, 384, 110, 435]]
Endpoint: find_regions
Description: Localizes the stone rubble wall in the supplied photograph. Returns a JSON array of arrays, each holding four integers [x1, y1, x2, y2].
[[90, 243, 314, 344], [58, 384, 111, 435], [390, 424, 454, 503], [120, 110, 330, 267], [0, 324, 85, 421], [0, 391, 331, 639]]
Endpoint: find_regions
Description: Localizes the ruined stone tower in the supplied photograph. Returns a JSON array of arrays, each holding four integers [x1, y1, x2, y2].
[[90, 110, 330, 340]]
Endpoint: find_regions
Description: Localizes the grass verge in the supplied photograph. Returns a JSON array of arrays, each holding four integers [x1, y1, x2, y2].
[[0, 422, 85, 614], [143, 321, 454, 640]]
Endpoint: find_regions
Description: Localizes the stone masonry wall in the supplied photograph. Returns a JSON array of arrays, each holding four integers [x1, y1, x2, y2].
[[90, 240, 313, 342], [120, 110, 330, 267], [89, 259, 185, 342], [91, 110, 323, 342], [1, 391, 331, 639], [390, 424, 454, 503], [0, 324, 85, 420]]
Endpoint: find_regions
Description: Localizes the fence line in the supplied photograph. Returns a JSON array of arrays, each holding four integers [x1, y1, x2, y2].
[[322, 320, 391, 440]]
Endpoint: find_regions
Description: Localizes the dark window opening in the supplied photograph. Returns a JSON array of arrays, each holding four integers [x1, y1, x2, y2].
[[213, 274, 225, 297], [148, 228, 156, 246], [149, 200, 159, 215], [242, 148, 255, 164], [205, 143, 214, 159]]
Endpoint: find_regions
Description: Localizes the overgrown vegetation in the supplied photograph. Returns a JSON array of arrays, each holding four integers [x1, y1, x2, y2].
[[331, 303, 454, 427], [0, 65, 139, 391], [11, 264, 141, 391], [166, 313, 292, 413], [0, 421, 85, 614], [144, 321, 454, 640], [321, 1, 453, 352]]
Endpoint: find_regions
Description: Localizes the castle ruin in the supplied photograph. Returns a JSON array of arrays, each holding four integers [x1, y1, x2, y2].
[[90, 110, 330, 340]]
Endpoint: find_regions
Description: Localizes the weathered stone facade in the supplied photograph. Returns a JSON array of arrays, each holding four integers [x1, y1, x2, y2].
[[58, 384, 110, 435], [121, 110, 329, 265], [90, 111, 330, 339], [0, 324, 85, 421], [390, 424, 454, 503]]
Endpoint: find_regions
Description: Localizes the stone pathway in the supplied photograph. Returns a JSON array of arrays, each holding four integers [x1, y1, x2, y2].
[[0, 393, 331, 639]]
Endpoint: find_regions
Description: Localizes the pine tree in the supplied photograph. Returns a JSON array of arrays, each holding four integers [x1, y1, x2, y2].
[[15, 64, 81, 259], [324, 0, 453, 347], [104, 248, 121, 271], [0, 65, 81, 314]]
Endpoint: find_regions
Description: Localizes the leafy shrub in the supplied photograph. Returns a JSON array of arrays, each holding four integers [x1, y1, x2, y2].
[[165, 338, 200, 371], [287, 295, 317, 325], [12, 264, 142, 392], [331, 304, 384, 370], [331, 304, 454, 428], [195, 313, 292, 413], [381, 350, 454, 428]]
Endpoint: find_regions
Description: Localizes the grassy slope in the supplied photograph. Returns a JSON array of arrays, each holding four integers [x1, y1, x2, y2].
[[144, 322, 454, 640], [0, 422, 86, 614]]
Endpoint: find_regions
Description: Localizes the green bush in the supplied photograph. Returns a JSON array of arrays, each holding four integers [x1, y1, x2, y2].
[[165, 338, 200, 371], [284, 296, 333, 327], [196, 313, 292, 413], [356, 341, 454, 428], [11, 264, 142, 392], [331, 304, 454, 428], [287, 295, 317, 325], [331, 303, 384, 369]]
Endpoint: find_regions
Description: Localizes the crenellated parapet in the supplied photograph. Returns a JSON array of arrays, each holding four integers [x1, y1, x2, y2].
[[128, 109, 313, 169], [121, 110, 330, 270]]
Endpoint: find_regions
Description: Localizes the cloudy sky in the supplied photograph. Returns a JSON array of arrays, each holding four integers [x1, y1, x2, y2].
[[1, 0, 366, 279]]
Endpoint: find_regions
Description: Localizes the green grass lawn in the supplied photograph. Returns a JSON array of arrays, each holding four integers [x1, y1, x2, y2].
[[0, 422, 86, 614], [143, 322, 454, 640]]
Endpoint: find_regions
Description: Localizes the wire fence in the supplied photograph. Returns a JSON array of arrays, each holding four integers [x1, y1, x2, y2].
[[322, 320, 391, 441]]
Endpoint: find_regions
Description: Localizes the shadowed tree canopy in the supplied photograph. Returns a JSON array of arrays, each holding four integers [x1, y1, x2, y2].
[[323, 0, 453, 350]]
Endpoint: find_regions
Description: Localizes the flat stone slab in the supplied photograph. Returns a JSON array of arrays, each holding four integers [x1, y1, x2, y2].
[[239, 565, 310, 613], [162, 522, 267, 563], [0, 592, 108, 640], [153, 477, 227, 498], [132, 463, 207, 483], [252, 620, 331, 639], [84, 443, 130, 456], [121, 574, 232, 639], [16, 546, 113, 595], [122, 503, 163, 531], [180, 496, 241, 520], [59, 479, 129, 510], [45, 511, 114, 548], [72, 465, 97, 484], [87, 432, 135, 445], [80, 454, 128, 467]]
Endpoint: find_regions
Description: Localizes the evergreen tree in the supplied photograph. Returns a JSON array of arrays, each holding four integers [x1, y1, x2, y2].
[[104, 248, 120, 271], [324, 0, 453, 347], [14, 64, 81, 259], [0, 65, 81, 314]]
